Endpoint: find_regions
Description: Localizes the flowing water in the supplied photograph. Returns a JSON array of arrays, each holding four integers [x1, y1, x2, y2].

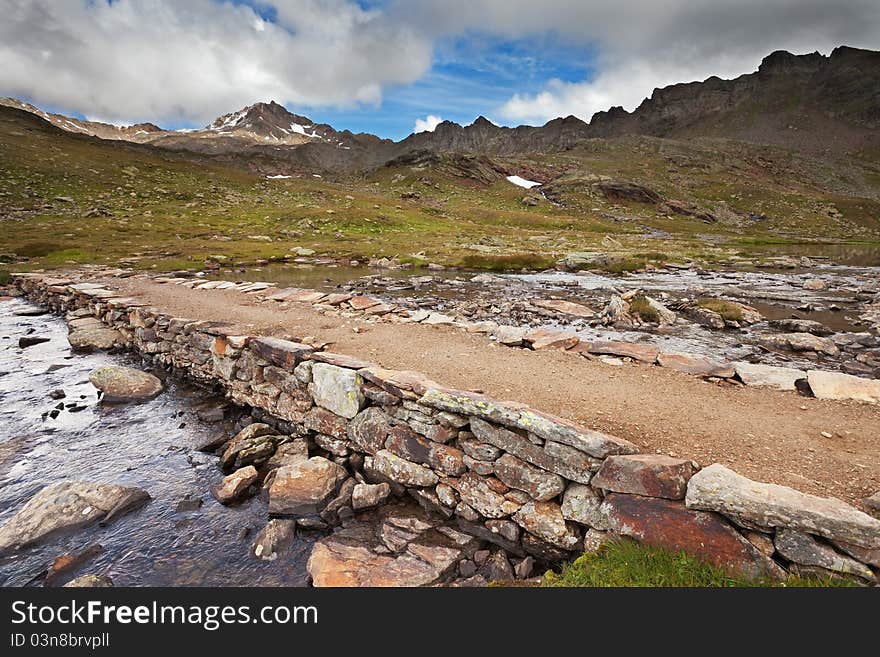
[[0, 299, 314, 587]]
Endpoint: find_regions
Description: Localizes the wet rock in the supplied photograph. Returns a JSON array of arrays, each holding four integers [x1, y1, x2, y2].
[[656, 352, 734, 378], [601, 493, 783, 580], [806, 370, 880, 403], [89, 365, 162, 402], [524, 328, 579, 351], [211, 466, 258, 504], [592, 454, 697, 500], [533, 299, 595, 318], [774, 529, 874, 582], [493, 454, 565, 501], [68, 325, 123, 351], [19, 336, 50, 348], [492, 325, 528, 346], [686, 464, 880, 549], [448, 473, 520, 518], [311, 362, 365, 419], [48, 389, 66, 400], [370, 450, 439, 487], [760, 333, 840, 357], [469, 417, 599, 484], [587, 340, 659, 363], [561, 483, 610, 530], [175, 496, 203, 512], [220, 429, 280, 471], [45, 543, 104, 587], [769, 319, 833, 336], [733, 362, 806, 390], [512, 501, 581, 550], [384, 425, 466, 476], [0, 482, 150, 553], [253, 518, 297, 560], [423, 389, 638, 458], [63, 574, 113, 588], [268, 457, 348, 517], [347, 406, 393, 454], [352, 483, 391, 510]]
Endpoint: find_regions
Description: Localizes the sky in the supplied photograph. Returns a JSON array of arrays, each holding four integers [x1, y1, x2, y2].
[[1, 0, 879, 140]]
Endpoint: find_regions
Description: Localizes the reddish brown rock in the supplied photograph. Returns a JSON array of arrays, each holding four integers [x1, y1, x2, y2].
[[592, 454, 698, 500], [303, 407, 348, 440], [309, 352, 375, 370], [601, 493, 783, 580], [360, 367, 441, 399], [384, 425, 466, 476], [656, 352, 735, 378], [524, 328, 580, 351], [349, 296, 382, 311], [287, 290, 327, 303], [250, 337, 313, 370], [211, 466, 258, 504], [587, 340, 659, 363]]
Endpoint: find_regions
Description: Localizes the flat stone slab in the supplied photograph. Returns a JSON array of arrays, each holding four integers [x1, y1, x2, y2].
[[68, 326, 123, 351], [89, 365, 162, 402], [421, 387, 638, 458], [250, 337, 314, 370], [0, 482, 150, 553], [601, 493, 783, 580], [686, 464, 880, 549], [592, 454, 697, 500], [524, 328, 580, 351], [587, 340, 659, 363], [806, 370, 880, 403], [733, 362, 806, 390], [774, 529, 874, 581], [533, 299, 595, 318], [657, 352, 735, 378]]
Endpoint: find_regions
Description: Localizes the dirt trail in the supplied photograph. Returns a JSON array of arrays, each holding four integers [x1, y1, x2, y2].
[[109, 276, 880, 507]]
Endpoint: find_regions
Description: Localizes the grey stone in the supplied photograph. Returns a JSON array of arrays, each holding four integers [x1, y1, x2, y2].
[[352, 483, 391, 510], [493, 454, 565, 501], [775, 529, 875, 581], [0, 482, 150, 553], [561, 483, 610, 530], [311, 362, 366, 419], [346, 407, 392, 454], [370, 450, 438, 487], [268, 457, 347, 517], [512, 501, 581, 550], [448, 474, 520, 519], [253, 519, 297, 560], [733, 362, 806, 391], [806, 370, 880, 403], [686, 464, 880, 549]]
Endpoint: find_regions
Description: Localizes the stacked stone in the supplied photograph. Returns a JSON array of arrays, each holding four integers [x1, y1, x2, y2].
[[11, 272, 880, 584]]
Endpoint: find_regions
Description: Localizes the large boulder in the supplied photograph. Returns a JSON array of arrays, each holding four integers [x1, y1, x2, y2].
[[759, 333, 839, 357], [806, 370, 880, 403], [601, 493, 783, 580], [0, 482, 150, 553], [686, 464, 880, 549], [268, 457, 348, 517], [89, 365, 162, 402]]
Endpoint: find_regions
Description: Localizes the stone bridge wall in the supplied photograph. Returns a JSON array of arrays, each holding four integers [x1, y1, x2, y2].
[[11, 273, 880, 583]]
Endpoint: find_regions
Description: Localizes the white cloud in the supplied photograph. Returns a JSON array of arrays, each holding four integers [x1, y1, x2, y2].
[[414, 114, 443, 132], [0, 0, 432, 125]]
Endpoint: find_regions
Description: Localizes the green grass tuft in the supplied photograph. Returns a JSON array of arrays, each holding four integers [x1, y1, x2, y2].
[[697, 297, 744, 322], [459, 253, 557, 271], [628, 295, 660, 323], [541, 541, 857, 587]]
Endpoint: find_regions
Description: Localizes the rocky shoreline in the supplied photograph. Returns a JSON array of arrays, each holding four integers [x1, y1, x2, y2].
[[2, 270, 878, 586]]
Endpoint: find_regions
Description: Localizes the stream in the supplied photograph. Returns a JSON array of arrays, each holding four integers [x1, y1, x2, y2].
[[0, 298, 314, 587]]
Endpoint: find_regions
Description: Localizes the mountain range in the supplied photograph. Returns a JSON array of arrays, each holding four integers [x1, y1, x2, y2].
[[2, 45, 879, 177]]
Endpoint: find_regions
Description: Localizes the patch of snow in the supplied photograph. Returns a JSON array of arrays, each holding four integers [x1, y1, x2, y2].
[[312, 174, 322, 178], [506, 175, 541, 189], [266, 175, 292, 179], [290, 122, 319, 138]]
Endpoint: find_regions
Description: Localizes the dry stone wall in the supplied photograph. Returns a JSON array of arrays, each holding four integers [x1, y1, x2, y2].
[[11, 272, 880, 583]]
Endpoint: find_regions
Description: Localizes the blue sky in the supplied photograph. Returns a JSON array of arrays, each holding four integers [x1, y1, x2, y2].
[[306, 34, 598, 139]]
